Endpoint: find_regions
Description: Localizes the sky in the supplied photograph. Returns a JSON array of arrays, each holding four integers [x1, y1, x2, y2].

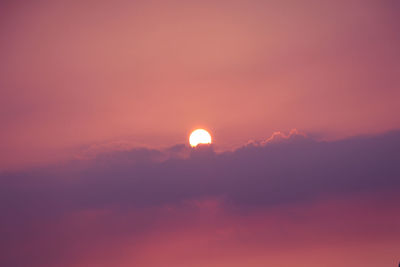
[[1, 0, 400, 169], [0, 0, 399, 266]]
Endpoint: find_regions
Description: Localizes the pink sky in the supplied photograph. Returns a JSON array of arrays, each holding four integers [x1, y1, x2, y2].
[[1, 0, 400, 169], [0, 2, 399, 266]]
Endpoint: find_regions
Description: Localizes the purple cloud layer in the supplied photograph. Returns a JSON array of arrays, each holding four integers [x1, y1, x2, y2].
[[2, 131, 400, 215], [1, 130, 400, 266]]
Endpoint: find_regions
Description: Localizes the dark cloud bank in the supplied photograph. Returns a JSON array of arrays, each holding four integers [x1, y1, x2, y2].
[[1, 130, 400, 266], [3, 130, 399, 209]]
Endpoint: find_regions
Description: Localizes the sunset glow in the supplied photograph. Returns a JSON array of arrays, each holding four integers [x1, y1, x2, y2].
[[189, 129, 212, 147], [1, 1, 399, 266]]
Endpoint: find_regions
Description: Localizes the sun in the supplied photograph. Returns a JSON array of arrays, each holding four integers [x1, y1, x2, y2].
[[189, 129, 212, 147]]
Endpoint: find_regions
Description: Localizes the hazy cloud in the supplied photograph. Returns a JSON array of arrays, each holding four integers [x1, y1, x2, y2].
[[1, 130, 400, 266]]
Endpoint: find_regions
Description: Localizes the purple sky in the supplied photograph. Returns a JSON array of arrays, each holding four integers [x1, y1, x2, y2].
[[1, 130, 400, 266]]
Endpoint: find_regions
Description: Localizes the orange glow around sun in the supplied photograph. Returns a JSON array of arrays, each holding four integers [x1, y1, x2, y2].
[[189, 129, 212, 147]]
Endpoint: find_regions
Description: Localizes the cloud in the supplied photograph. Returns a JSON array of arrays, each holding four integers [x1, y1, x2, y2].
[[2, 130, 400, 211], [1, 130, 400, 266]]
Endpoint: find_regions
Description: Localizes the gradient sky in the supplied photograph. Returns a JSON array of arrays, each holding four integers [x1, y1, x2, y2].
[[1, 1, 400, 266], [1, 0, 400, 168]]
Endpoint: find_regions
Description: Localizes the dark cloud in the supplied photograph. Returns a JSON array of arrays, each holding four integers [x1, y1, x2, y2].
[[1, 130, 400, 266], [2, 130, 400, 211]]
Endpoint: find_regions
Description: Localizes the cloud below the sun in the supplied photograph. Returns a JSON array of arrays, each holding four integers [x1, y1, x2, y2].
[[2, 129, 400, 212], [1, 130, 400, 266]]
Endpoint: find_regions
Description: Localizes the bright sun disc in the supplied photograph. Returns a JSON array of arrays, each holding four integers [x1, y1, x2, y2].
[[189, 129, 212, 147]]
